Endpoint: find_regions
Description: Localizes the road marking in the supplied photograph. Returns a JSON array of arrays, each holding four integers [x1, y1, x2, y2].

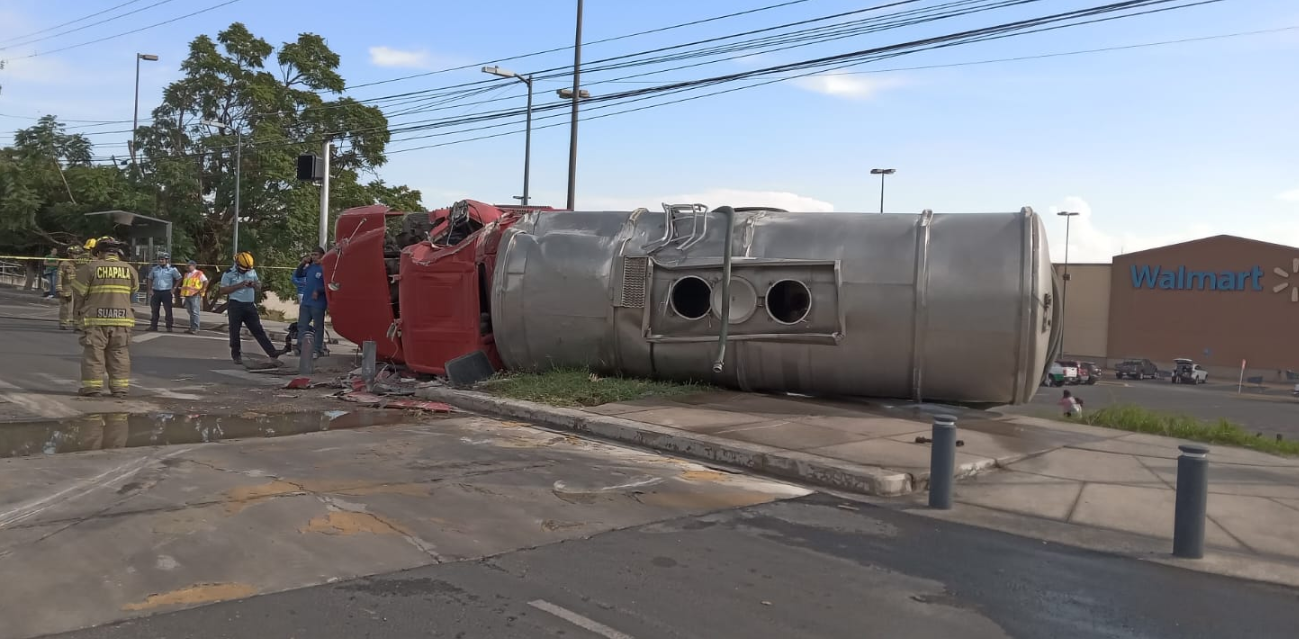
[[0, 392, 81, 418], [211, 369, 292, 386], [35, 373, 76, 387], [133, 385, 203, 401], [132, 333, 163, 343], [0, 447, 192, 529], [527, 600, 635, 639]]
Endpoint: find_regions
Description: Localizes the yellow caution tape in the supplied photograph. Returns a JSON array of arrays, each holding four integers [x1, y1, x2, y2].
[[0, 255, 300, 270]]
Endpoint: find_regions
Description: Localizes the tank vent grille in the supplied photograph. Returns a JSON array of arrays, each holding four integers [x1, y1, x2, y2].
[[618, 257, 649, 308]]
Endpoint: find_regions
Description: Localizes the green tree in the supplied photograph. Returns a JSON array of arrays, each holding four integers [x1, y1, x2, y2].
[[0, 116, 147, 256], [136, 22, 423, 298]]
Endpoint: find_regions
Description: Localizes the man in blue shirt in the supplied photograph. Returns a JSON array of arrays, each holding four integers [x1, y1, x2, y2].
[[146, 253, 182, 332], [292, 246, 329, 359], [219, 251, 281, 366]]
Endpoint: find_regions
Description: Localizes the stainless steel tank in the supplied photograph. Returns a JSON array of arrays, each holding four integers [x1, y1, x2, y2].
[[490, 205, 1058, 404]]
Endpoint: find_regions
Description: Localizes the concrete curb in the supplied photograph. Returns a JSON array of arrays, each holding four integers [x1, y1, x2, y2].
[[414, 387, 916, 497]]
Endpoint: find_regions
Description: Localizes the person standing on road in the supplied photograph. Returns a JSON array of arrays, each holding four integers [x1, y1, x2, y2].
[[219, 251, 281, 366], [70, 237, 138, 398], [292, 247, 328, 359], [71, 238, 97, 332], [55, 245, 83, 330], [179, 260, 209, 335], [146, 253, 182, 332], [42, 247, 59, 298]]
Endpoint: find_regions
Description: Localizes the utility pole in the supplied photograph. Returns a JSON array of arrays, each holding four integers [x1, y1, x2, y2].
[[565, 0, 584, 210], [869, 168, 896, 213], [1057, 210, 1080, 355], [319, 139, 332, 249], [233, 130, 242, 256]]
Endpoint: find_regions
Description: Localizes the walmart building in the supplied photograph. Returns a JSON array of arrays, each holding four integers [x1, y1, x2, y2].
[[1055, 235, 1299, 382]]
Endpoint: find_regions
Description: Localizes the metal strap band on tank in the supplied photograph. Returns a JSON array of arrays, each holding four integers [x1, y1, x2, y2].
[[910, 209, 934, 402], [1012, 207, 1036, 403]]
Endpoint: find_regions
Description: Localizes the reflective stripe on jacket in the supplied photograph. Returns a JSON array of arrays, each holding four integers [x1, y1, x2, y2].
[[73, 256, 139, 328]]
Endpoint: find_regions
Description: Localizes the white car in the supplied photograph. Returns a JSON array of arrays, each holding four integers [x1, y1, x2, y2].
[[1171, 358, 1208, 384], [1043, 362, 1079, 387]]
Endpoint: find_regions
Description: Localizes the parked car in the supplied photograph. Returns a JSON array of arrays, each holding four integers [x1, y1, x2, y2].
[[1057, 360, 1096, 385], [1171, 358, 1208, 384], [1079, 362, 1101, 385], [1044, 361, 1080, 386], [1115, 358, 1159, 380]]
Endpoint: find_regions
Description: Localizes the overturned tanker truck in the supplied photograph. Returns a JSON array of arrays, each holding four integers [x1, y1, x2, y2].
[[320, 200, 1062, 405]]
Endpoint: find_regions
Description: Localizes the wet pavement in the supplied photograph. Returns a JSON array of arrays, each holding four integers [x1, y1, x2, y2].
[[47, 494, 1299, 639], [0, 296, 345, 422], [0, 413, 810, 639], [0, 410, 418, 459]]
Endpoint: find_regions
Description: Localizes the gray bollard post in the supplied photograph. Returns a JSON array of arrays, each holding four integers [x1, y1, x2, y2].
[[928, 414, 958, 509], [1173, 444, 1210, 559], [361, 340, 377, 391], [298, 331, 314, 375]]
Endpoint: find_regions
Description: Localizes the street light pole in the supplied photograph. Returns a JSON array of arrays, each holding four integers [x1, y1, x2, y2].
[[1057, 211, 1080, 355], [566, 0, 584, 210], [132, 53, 159, 167], [869, 168, 896, 213], [482, 66, 534, 206]]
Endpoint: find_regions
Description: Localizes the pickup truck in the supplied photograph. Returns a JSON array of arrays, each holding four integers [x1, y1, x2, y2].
[[1044, 361, 1080, 387], [1115, 358, 1159, 380]]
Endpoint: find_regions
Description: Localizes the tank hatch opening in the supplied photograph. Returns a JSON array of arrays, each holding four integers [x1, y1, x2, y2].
[[766, 279, 812, 325], [710, 277, 758, 323], [669, 276, 712, 320]]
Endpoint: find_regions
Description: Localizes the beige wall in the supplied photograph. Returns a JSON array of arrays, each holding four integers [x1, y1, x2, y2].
[[1053, 263, 1111, 360]]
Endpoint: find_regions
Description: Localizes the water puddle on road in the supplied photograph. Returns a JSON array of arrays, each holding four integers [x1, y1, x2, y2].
[[0, 410, 416, 459]]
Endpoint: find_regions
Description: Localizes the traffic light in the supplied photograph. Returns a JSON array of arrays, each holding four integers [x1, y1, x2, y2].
[[297, 154, 324, 181]]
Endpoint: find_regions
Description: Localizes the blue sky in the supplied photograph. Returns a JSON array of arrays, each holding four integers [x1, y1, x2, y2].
[[1, 0, 1296, 262]]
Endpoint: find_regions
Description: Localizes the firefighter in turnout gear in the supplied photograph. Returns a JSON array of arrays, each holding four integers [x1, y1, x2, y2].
[[56, 245, 83, 330], [70, 242, 93, 331], [71, 237, 139, 397]]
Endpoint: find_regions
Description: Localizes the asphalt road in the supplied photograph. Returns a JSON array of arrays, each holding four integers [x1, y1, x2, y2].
[[0, 293, 314, 421], [50, 493, 1299, 639], [1015, 377, 1299, 440]]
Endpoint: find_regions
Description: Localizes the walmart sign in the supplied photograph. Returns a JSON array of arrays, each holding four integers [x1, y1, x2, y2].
[[1129, 265, 1264, 291]]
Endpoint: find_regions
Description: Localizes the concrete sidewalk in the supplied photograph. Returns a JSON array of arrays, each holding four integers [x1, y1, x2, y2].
[[415, 387, 1299, 581]]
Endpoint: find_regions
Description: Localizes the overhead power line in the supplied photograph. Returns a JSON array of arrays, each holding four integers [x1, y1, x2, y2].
[[0, 0, 147, 47], [0, 0, 180, 52], [344, 0, 817, 90], [10, 0, 246, 59], [80, 0, 1228, 162]]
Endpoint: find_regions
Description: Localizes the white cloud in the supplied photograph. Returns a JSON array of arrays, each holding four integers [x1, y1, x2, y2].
[[1277, 189, 1299, 203], [790, 74, 902, 100], [368, 46, 434, 69], [1046, 196, 1210, 263], [582, 188, 835, 213]]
